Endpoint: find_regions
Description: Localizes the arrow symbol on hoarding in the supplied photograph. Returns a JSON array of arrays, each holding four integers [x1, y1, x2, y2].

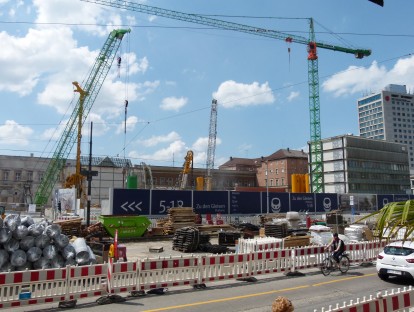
[[121, 201, 143, 212]]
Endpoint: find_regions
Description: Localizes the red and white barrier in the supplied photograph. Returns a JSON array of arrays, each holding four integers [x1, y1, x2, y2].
[[65, 264, 108, 301], [109, 261, 139, 294], [200, 253, 250, 282], [0, 267, 68, 309], [249, 249, 292, 275], [317, 286, 414, 312], [0, 238, 391, 310], [139, 255, 200, 290]]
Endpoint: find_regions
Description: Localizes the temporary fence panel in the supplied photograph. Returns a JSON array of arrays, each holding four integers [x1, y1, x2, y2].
[[249, 249, 292, 275], [0, 267, 68, 309], [65, 264, 108, 301], [110, 261, 139, 294], [317, 286, 414, 312], [345, 242, 366, 264], [292, 246, 326, 271], [200, 253, 250, 283], [139, 256, 201, 290]]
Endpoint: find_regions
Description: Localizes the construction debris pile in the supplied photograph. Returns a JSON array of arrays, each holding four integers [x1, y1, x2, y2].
[[172, 226, 227, 254], [0, 214, 96, 272], [158, 207, 198, 235]]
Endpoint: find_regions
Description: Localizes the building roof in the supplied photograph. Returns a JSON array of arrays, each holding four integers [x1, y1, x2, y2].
[[219, 157, 259, 168], [80, 156, 132, 168], [263, 148, 308, 161], [219, 148, 308, 169]]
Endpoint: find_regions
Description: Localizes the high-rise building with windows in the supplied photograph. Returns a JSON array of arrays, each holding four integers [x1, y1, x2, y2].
[[358, 84, 414, 173]]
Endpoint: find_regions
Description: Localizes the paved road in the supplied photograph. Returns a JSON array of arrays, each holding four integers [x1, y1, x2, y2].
[[12, 264, 412, 312]]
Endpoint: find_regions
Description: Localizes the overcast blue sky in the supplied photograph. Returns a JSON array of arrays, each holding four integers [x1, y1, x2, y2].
[[0, 0, 412, 169]]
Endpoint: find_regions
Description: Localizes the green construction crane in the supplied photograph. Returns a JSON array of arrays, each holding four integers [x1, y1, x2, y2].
[[34, 28, 130, 206], [82, 0, 371, 193]]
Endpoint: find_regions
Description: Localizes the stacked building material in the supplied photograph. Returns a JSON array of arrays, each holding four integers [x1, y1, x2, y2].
[[264, 222, 289, 238], [53, 218, 83, 237], [218, 231, 242, 246], [172, 226, 200, 252], [163, 207, 197, 235]]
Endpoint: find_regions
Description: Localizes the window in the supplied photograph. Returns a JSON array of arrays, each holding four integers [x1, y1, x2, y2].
[[281, 178, 284, 185], [3, 171, 9, 181], [275, 169, 279, 175], [276, 179, 279, 186], [15, 171, 21, 181], [270, 179, 273, 186], [160, 177, 165, 185], [38, 172, 44, 182], [27, 171, 33, 181]]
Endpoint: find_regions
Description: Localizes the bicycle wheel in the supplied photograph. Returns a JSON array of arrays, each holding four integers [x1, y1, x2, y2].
[[339, 256, 350, 273], [320, 258, 332, 276]]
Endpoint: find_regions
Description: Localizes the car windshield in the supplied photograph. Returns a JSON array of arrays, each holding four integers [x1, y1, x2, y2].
[[384, 246, 414, 256]]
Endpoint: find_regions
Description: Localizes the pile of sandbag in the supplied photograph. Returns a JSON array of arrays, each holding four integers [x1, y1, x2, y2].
[[0, 214, 96, 272]]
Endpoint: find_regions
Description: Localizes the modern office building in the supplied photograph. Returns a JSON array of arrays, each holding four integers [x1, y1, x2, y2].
[[358, 84, 414, 172], [322, 134, 410, 194]]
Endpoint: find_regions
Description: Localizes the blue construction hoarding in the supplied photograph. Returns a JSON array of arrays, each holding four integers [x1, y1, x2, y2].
[[110, 189, 411, 216]]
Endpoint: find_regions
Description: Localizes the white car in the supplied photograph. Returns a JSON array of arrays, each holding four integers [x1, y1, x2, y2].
[[377, 241, 414, 281]]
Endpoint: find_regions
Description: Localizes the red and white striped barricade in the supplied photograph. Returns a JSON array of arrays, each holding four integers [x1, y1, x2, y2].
[[345, 242, 365, 265], [317, 286, 414, 312], [249, 249, 292, 276], [65, 264, 108, 301], [292, 246, 326, 272], [363, 240, 387, 263], [0, 267, 68, 309], [139, 255, 201, 290], [237, 237, 282, 254], [200, 253, 250, 283], [109, 261, 139, 294], [378, 287, 413, 311]]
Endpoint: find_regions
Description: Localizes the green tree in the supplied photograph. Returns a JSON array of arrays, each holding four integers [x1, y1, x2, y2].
[[357, 200, 414, 241]]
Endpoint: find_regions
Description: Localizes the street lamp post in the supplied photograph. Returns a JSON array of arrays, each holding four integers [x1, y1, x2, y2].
[[266, 160, 269, 214]]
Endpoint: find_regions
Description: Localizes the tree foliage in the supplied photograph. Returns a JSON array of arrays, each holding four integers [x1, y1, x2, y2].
[[356, 200, 414, 241]]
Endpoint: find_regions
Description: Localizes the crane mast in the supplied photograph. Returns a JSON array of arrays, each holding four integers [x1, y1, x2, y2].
[[82, 0, 371, 193], [34, 28, 131, 206], [205, 99, 218, 191]]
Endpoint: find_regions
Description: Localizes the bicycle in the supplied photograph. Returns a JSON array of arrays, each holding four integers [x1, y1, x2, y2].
[[320, 252, 350, 276]]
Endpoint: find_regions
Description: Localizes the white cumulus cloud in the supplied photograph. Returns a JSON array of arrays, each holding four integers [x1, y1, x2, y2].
[[212, 80, 275, 108], [160, 96, 188, 111], [0, 120, 33, 146]]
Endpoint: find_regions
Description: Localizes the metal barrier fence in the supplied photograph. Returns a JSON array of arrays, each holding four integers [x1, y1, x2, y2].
[[0, 240, 389, 309], [317, 286, 414, 312]]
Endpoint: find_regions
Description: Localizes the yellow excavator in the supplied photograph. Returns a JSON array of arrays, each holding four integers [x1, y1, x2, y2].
[[177, 150, 193, 189]]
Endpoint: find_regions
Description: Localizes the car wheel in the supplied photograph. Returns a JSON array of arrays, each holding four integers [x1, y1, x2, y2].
[[378, 272, 389, 281]]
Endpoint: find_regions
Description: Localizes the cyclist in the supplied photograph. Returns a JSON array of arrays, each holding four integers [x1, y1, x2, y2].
[[325, 233, 345, 267]]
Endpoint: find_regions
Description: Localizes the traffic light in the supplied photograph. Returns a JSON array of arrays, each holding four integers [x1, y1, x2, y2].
[[368, 0, 384, 6]]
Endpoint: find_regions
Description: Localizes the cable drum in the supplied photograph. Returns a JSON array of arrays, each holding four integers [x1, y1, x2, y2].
[[72, 238, 90, 265], [51, 254, 65, 268], [13, 225, 29, 240], [0, 249, 9, 268], [43, 245, 57, 260], [16, 262, 32, 271], [10, 249, 27, 267], [1, 262, 14, 272], [26, 246, 42, 262], [5, 238, 20, 253], [21, 216, 34, 227], [54, 234, 69, 249], [28, 223, 44, 237], [4, 214, 21, 231], [62, 244, 76, 260], [19, 235, 35, 251], [33, 257, 51, 270], [35, 234, 50, 249], [0, 228, 12, 244], [87, 246, 97, 265], [45, 224, 61, 239]]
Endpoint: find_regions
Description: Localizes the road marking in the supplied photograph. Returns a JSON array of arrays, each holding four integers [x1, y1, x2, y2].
[[312, 273, 376, 287], [142, 285, 309, 311], [142, 272, 376, 311]]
